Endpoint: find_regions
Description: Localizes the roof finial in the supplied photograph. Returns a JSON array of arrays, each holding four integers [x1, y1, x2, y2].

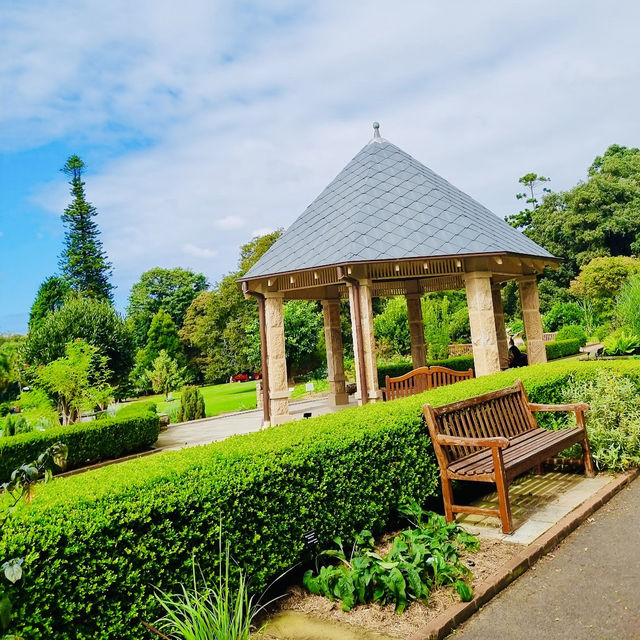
[[372, 121, 381, 138]]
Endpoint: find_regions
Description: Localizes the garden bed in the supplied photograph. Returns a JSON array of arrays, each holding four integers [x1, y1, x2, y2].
[[261, 535, 518, 639]]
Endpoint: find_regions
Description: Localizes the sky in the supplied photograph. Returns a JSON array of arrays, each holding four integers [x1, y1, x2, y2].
[[2, 0, 640, 334]]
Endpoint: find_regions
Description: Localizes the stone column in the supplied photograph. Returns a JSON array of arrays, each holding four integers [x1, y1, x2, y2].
[[465, 272, 501, 376], [264, 293, 291, 425], [348, 280, 381, 405], [406, 290, 427, 369], [519, 276, 547, 365], [491, 283, 509, 370], [322, 298, 349, 407]]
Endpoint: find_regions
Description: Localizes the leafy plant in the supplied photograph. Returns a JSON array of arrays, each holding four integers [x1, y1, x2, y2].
[[603, 330, 640, 356], [303, 500, 477, 614], [563, 371, 640, 470], [147, 545, 265, 640]]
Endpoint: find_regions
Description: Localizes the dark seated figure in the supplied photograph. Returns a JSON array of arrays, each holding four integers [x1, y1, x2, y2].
[[508, 339, 528, 368]]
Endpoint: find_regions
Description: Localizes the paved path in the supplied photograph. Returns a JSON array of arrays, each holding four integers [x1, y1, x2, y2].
[[454, 478, 640, 639], [156, 394, 357, 450]]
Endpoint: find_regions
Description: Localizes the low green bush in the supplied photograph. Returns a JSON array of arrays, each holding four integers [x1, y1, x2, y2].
[[3, 359, 640, 639], [0, 404, 159, 482], [116, 400, 157, 418], [545, 338, 582, 360], [177, 386, 205, 422], [377, 355, 475, 387], [555, 325, 587, 347]]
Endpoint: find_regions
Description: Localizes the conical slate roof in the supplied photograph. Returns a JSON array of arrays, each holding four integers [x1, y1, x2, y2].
[[244, 125, 554, 279]]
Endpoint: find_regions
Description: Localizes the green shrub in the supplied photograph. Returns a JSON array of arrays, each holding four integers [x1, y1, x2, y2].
[[117, 400, 157, 418], [563, 371, 640, 470], [0, 404, 159, 481], [545, 339, 582, 360], [542, 302, 584, 332], [3, 359, 640, 639], [177, 386, 206, 422], [592, 325, 610, 342], [556, 325, 587, 347], [377, 355, 475, 387]]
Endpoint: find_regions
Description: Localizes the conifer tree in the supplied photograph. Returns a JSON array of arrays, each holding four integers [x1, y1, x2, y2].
[[59, 155, 113, 300]]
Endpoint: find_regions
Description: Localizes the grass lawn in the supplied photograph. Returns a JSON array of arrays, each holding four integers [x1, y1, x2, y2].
[[125, 378, 331, 423], [127, 380, 258, 422]]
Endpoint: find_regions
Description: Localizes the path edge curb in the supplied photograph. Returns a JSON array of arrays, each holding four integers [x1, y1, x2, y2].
[[408, 468, 639, 640]]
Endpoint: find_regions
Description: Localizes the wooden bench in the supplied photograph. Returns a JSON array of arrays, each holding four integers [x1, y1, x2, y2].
[[422, 380, 595, 534], [383, 366, 473, 401]]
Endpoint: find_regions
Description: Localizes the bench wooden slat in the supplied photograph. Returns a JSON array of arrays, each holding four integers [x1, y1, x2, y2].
[[422, 380, 596, 534]]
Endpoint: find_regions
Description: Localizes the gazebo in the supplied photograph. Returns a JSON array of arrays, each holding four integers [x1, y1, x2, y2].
[[239, 123, 559, 426]]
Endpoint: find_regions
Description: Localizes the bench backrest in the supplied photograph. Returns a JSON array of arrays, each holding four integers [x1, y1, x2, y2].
[[384, 366, 474, 401], [422, 380, 537, 461]]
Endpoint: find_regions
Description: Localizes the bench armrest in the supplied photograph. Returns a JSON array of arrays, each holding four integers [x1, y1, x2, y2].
[[435, 434, 510, 449], [528, 402, 589, 413]]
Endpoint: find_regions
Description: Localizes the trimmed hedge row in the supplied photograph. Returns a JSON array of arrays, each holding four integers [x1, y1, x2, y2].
[[377, 355, 475, 387], [0, 404, 159, 481], [3, 360, 640, 639], [544, 338, 581, 360]]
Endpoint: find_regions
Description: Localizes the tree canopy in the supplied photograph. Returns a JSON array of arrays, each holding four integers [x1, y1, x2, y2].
[[29, 276, 71, 330], [525, 145, 640, 275], [22, 297, 133, 388], [127, 267, 209, 348]]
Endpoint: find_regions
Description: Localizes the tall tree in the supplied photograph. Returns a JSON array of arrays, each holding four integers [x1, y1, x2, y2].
[[127, 268, 209, 348], [59, 156, 113, 300], [29, 276, 71, 329]]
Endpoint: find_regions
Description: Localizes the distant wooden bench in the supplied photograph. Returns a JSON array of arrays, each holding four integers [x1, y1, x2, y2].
[[382, 366, 473, 401], [422, 380, 595, 534]]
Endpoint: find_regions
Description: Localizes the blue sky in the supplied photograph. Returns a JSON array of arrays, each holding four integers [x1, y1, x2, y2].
[[2, 0, 640, 333]]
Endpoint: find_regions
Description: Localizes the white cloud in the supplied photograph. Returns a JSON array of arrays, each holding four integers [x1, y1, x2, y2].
[[214, 216, 246, 230], [4, 0, 640, 307], [182, 243, 217, 259]]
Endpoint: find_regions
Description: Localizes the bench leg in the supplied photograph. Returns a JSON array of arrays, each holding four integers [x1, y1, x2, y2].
[[440, 474, 455, 523], [582, 435, 596, 478], [534, 463, 544, 475], [492, 449, 514, 534]]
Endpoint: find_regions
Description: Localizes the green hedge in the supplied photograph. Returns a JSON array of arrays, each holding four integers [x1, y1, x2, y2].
[[3, 359, 640, 639], [0, 404, 159, 482], [545, 338, 582, 360], [115, 400, 157, 418], [377, 355, 475, 387]]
